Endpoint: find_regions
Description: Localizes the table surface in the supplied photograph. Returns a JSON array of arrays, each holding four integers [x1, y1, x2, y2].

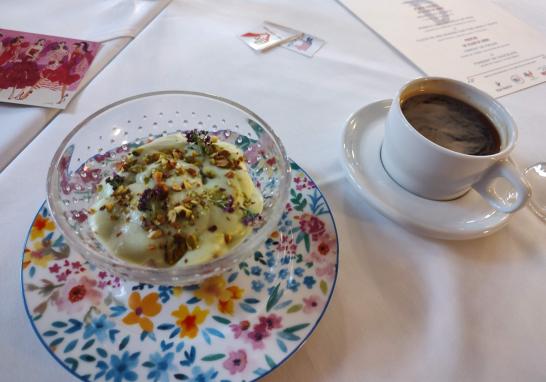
[[1, 1, 546, 381]]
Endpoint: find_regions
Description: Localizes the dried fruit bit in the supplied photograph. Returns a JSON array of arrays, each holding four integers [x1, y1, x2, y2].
[[242, 210, 262, 226], [214, 158, 229, 168], [185, 129, 212, 154], [152, 171, 163, 184], [175, 166, 185, 175], [138, 191, 153, 211], [186, 167, 198, 177], [186, 234, 198, 250], [105, 174, 124, 190], [168, 204, 193, 223], [115, 162, 124, 172], [101, 203, 114, 212], [224, 233, 233, 244], [144, 152, 160, 164], [225, 171, 235, 179], [138, 186, 168, 211], [164, 234, 188, 265], [172, 149, 183, 159], [152, 214, 166, 225], [211, 149, 239, 169], [126, 163, 145, 174], [113, 185, 130, 196], [223, 195, 235, 213], [148, 229, 164, 239], [208, 225, 217, 232]]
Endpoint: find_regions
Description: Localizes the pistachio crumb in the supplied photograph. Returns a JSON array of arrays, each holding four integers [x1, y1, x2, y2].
[[186, 234, 198, 249], [152, 171, 164, 184], [224, 233, 233, 244], [148, 229, 164, 239]]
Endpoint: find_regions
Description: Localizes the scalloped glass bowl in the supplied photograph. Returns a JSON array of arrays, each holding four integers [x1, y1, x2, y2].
[[47, 91, 291, 285]]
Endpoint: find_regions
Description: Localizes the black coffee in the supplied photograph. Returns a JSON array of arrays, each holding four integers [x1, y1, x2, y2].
[[401, 93, 501, 156]]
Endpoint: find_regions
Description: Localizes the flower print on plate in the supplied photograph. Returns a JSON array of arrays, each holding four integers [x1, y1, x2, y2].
[[21, 161, 338, 381]]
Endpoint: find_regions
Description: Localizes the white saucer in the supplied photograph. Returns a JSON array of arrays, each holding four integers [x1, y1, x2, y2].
[[341, 99, 512, 240]]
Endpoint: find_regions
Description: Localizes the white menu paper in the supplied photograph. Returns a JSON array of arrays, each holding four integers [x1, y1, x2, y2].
[[339, 0, 546, 97]]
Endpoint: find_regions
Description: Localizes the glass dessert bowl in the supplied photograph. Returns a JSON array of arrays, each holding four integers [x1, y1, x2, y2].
[[47, 91, 290, 285]]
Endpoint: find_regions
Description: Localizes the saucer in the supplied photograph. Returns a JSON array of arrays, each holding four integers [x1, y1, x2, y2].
[[341, 99, 511, 240], [21, 160, 338, 381]]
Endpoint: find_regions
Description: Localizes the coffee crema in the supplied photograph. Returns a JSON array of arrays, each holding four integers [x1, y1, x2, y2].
[[401, 93, 501, 156]]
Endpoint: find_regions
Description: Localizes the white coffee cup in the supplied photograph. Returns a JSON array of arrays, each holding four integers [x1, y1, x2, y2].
[[381, 77, 531, 213]]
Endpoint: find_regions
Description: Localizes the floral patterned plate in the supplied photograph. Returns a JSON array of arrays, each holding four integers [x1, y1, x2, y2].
[[21, 161, 338, 382]]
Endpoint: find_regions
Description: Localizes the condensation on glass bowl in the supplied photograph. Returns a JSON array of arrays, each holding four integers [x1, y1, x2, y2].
[[47, 91, 291, 285]]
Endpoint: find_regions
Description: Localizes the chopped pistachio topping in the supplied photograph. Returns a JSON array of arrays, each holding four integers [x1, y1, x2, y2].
[[89, 131, 263, 268]]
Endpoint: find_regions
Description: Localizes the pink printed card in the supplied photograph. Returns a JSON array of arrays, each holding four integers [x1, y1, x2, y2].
[[0, 29, 101, 109]]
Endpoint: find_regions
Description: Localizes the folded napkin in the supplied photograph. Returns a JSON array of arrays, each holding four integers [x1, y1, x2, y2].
[[0, 0, 171, 171]]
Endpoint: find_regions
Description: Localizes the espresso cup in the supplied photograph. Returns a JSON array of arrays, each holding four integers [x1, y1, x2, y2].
[[381, 77, 531, 213]]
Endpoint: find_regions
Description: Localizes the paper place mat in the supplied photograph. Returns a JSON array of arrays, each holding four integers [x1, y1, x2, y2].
[[339, 0, 546, 97]]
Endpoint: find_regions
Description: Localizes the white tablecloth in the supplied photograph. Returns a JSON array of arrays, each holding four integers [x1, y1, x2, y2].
[[1, 0, 546, 381]]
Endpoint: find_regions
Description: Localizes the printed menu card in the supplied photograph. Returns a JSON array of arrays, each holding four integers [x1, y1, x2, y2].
[[339, 0, 546, 97]]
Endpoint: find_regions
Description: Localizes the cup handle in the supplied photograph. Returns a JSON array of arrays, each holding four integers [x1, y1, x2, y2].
[[472, 160, 531, 213]]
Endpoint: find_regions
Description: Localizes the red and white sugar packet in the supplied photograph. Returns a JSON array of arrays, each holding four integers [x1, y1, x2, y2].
[[239, 21, 302, 52]]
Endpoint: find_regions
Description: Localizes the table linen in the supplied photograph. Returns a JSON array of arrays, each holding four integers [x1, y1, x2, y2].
[[1, 0, 546, 381]]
